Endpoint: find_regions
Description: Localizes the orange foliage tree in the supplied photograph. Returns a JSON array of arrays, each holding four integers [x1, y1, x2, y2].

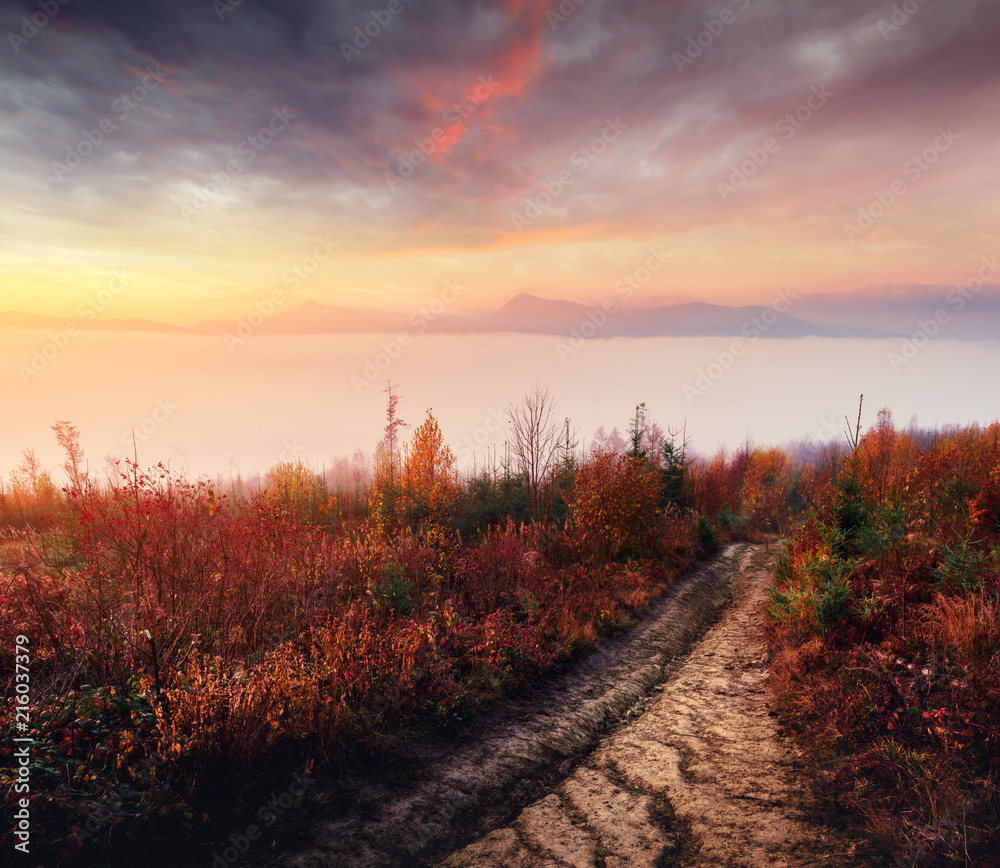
[[401, 411, 460, 528], [1, 449, 60, 528], [740, 447, 791, 533], [691, 443, 754, 520], [569, 451, 662, 562]]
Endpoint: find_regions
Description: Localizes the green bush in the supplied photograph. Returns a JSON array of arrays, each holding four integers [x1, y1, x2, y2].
[[370, 560, 413, 616], [932, 538, 987, 593], [768, 551, 856, 635], [696, 514, 718, 554]]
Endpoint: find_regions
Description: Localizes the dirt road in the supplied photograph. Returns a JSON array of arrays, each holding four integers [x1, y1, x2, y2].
[[271, 544, 858, 867], [439, 545, 859, 868]]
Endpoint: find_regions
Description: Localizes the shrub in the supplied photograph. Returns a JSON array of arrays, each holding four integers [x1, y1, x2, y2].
[[918, 589, 1000, 666], [768, 416, 1000, 865], [568, 451, 662, 563], [932, 538, 989, 593]]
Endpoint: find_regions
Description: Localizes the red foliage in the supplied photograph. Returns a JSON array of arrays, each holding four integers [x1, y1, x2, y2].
[[567, 451, 663, 562], [1, 444, 705, 866], [769, 420, 1000, 865]]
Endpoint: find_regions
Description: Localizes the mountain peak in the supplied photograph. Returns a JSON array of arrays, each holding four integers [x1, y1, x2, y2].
[[494, 292, 589, 319]]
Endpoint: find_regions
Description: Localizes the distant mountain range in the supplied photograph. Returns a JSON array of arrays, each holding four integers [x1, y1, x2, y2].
[[0, 311, 203, 335], [791, 284, 1000, 341], [484, 293, 889, 339], [191, 293, 893, 339], [4, 283, 999, 340]]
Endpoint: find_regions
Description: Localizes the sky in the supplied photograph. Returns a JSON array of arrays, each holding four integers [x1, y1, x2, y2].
[[2, 0, 999, 326]]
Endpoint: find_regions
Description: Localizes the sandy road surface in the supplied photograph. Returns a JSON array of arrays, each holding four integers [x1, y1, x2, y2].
[[439, 545, 860, 868]]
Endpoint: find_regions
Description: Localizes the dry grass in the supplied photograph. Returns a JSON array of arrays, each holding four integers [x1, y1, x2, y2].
[[918, 589, 1000, 666]]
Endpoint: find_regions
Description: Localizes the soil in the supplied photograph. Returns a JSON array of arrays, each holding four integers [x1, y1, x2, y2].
[[248, 544, 861, 867]]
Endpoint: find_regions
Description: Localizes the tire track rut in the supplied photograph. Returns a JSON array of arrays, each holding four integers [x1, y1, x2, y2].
[[439, 545, 861, 868]]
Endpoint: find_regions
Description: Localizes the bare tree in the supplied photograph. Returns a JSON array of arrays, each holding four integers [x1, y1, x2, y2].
[[382, 380, 408, 456], [590, 425, 626, 456], [643, 421, 666, 467], [52, 420, 87, 494], [15, 448, 41, 493], [506, 383, 560, 515]]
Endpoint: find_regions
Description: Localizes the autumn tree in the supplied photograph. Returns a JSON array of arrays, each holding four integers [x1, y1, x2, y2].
[[1, 449, 58, 527], [15, 448, 41, 492], [383, 380, 408, 457], [264, 459, 325, 519], [52, 419, 87, 494], [401, 410, 459, 528], [370, 381, 410, 531], [740, 448, 791, 533], [569, 451, 662, 562]]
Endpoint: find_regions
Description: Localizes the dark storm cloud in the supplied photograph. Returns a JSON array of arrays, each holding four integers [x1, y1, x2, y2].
[[1, 0, 998, 239]]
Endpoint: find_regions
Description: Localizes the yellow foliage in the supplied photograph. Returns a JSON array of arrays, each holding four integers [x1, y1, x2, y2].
[[264, 460, 324, 518], [401, 411, 459, 527], [740, 448, 790, 532]]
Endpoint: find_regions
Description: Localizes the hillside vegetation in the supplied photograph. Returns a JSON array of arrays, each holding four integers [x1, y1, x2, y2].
[[769, 408, 1000, 865], [2, 392, 997, 867]]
